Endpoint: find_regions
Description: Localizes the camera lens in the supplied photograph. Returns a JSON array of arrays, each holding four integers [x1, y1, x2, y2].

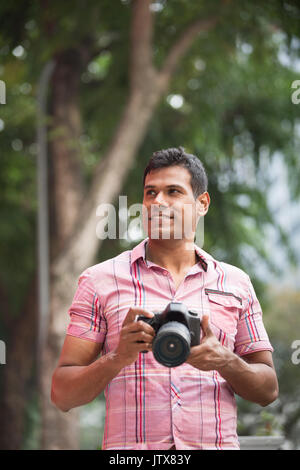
[[152, 321, 191, 367]]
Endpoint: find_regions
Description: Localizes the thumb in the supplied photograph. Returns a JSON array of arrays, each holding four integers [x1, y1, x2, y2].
[[201, 315, 213, 337], [123, 306, 154, 327]]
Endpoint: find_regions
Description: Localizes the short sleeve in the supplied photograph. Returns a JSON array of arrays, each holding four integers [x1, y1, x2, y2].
[[66, 268, 107, 344], [234, 275, 273, 356]]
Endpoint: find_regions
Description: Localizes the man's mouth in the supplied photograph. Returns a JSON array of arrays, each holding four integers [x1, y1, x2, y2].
[[149, 215, 174, 220]]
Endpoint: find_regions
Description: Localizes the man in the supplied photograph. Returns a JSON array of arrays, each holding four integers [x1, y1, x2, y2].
[[51, 147, 279, 450]]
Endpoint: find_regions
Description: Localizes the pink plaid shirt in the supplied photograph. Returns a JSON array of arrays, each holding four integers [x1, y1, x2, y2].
[[66, 238, 273, 450]]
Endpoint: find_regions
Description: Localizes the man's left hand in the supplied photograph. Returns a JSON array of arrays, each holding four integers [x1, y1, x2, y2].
[[186, 315, 232, 372]]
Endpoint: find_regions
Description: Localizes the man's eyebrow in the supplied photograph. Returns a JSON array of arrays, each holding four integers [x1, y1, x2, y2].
[[144, 184, 185, 190]]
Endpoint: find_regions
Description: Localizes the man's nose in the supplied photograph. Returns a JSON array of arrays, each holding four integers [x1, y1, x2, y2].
[[153, 191, 167, 206]]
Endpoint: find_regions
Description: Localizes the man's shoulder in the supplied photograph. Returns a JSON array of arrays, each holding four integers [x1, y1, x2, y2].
[[79, 247, 133, 280], [199, 247, 250, 284], [218, 259, 249, 281], [206, 253, 252, 297], [84, 238, 147, 279]]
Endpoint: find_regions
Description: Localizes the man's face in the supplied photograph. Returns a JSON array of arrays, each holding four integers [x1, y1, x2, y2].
[[142, 165, 209, 241]]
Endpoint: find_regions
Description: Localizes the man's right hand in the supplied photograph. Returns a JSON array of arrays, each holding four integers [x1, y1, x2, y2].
[[115, 307, 155, 367]]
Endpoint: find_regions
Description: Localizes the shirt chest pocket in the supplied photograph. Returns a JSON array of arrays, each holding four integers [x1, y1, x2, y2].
[[205, 289, 242, 336]]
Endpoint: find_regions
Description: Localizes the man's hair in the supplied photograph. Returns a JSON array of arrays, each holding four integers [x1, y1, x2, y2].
[[143, 146, 208, 199]]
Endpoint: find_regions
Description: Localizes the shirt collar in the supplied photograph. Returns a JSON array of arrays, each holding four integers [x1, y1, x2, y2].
[[131, 238, 213, 272]]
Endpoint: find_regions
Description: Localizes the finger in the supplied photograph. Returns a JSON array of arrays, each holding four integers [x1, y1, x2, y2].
[[188, 344, 204, 357], [125, 320, 155, 336], [128, 331, 154, 344], [122, 306, 154, 327], [135, 342, 152, 353], [186, 347, 199, 365], [201, 315, 214, 337]]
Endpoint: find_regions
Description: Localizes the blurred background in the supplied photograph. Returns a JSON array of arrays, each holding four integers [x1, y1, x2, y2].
[[0, 0, 299, 450]]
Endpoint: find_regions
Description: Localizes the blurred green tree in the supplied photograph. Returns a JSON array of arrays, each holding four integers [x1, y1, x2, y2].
[[0, 0, 299, 449]]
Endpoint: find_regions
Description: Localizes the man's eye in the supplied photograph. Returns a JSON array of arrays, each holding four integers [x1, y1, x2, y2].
[[145, 189, 180, 196]]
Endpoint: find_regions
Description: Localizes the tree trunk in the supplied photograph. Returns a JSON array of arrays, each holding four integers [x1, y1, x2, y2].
[[40, 0, 218, 449], [48, 50, 85, 258], [40, 48, 87, 450], [0, 274, 38, 449]]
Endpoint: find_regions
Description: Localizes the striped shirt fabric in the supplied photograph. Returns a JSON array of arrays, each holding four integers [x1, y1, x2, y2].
[[66, 237, 273, 450]]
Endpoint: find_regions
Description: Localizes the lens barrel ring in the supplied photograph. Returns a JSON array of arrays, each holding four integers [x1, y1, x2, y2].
[[152, 321, 191, 368]]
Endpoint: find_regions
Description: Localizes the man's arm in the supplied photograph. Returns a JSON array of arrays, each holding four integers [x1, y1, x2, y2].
[[51, 336, 121, 412], [51, 307, 155, 412], [216, 349, 278, 407], [186, 316, 279, 407]]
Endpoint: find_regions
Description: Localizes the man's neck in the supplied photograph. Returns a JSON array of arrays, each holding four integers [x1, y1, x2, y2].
[[145, 239, 198, 274]]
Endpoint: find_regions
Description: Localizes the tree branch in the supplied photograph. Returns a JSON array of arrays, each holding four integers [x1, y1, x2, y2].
[[158, 16, 218, 92], [129, 0, 155, 91]]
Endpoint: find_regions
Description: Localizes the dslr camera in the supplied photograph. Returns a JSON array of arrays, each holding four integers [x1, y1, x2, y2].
[[137, 302, 201, 368]]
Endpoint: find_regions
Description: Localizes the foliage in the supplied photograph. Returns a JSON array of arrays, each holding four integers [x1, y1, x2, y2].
[[236, 286, 300, 449], [0, 0, 300, 449]]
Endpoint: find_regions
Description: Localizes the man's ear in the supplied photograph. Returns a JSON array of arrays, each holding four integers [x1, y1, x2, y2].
[[196, 191, 210, 218]]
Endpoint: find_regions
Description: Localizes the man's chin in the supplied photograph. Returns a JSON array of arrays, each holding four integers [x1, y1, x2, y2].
[[147, 228, 188, 240], [146, 234, 196, 251]]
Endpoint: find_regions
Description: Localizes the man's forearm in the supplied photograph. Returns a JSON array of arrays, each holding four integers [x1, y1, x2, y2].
[[217, 350, 278, 406], [51, 351, 125, 412]]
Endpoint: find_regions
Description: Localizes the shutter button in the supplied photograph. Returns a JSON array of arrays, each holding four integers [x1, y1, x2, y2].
[[189, 309, 198, 317]]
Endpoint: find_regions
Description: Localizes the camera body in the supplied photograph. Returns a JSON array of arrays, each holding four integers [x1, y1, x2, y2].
[[137, 302, 201, 368]]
